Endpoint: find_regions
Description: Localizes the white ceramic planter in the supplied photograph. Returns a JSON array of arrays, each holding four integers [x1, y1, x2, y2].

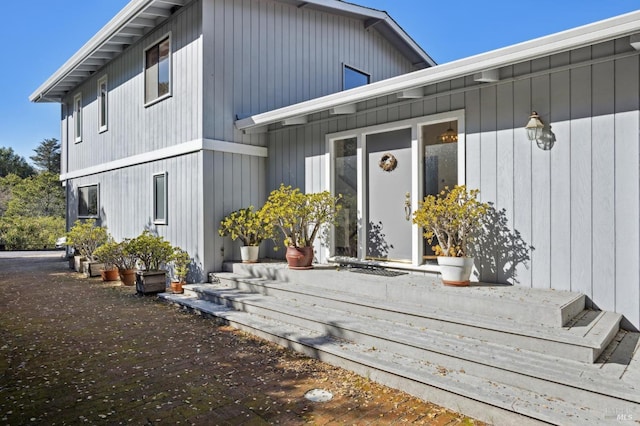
[[437, 256, 474, 286], [240, 246, 259, 263]]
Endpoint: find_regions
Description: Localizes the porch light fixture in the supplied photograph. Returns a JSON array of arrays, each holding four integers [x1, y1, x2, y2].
[[439, 123, 458, 143], [525, 111, 544, 142]]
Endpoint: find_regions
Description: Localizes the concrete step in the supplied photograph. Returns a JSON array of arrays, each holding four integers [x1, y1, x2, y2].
[[212, 272, 619, 363], [159, 291, 640, 426], [177, 283, 637, 404], [220, 262, 586, 327]]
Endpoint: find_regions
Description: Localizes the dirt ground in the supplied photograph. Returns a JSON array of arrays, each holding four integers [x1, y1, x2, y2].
[[0, 252, 483, 425]]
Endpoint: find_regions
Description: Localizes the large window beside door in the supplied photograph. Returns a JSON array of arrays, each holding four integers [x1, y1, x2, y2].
[[333, 137, 358, 257]]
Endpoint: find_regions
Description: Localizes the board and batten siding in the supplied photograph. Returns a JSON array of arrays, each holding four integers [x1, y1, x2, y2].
[[67, 151, 206, 278], [201, 0, 418, 146], [267, 39, 640, 329], [61, 0, 203, 174]]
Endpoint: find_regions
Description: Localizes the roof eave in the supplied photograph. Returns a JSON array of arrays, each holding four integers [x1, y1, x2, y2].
[[29, 0, 158, 103], [236, 10, 640, 131]]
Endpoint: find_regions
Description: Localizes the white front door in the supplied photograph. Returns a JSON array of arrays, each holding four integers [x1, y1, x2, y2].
[[365, 128, 413, 262]]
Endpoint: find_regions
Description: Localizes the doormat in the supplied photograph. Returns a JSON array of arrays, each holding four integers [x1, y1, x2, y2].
[[348, 267, 408, 277]]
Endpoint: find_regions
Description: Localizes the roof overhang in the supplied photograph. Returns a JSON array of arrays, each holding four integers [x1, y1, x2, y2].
[[236, 10, 640, 132], [30, 0, 191, 103], [30, 0, 434, 104], [277, 0, 435, 69]]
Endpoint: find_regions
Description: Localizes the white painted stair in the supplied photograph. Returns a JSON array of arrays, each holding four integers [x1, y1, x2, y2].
[[159, 262, 640, 425]]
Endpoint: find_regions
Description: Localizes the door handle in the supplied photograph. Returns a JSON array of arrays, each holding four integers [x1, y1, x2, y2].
[[404, 192, 411, 221]]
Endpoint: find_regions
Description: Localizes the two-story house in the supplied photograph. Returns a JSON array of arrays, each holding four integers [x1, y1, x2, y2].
[[30, 0, 434, 279], [32, 1, 640, 331]]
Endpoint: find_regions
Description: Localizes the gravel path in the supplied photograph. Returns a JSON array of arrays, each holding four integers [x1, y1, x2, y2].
[[0, 252, 482, 425]]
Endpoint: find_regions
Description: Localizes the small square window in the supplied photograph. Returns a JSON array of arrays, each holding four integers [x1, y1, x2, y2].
[[145, 35, 171, 105], [343, 65, 370, 90], [74, 93, 83, 142], [78, 184, 99, 218], [98, 76, 108, 132], [153, 172, 167, 224]]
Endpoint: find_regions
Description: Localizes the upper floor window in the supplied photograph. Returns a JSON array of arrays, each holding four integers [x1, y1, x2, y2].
[[343, 65, 370, 90], [144, 35, 171, 105], [74, 93, 83, 143], [78, 184, 99, 218], [97, 75, 108, 132], [153, 172, 167, 224]]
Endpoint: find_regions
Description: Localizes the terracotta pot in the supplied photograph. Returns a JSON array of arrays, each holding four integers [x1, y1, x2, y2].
[[119, 268, 136, 286], [437, 256, 474, 286], [101, 268, 120, 282], [240, 246, 259, 263], [170, 281, 184, 294], [285, 246, 314, 270]]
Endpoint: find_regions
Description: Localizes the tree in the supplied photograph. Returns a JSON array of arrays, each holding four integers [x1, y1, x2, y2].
[[30, 138, 61, 174], [0, 147, 35, 178], [4, 172, 65, 218]]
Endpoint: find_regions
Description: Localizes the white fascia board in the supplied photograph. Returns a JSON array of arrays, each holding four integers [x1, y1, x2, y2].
[[59, 138, 267, 181], [30, 0, 156, 102], [236, 10, 640, 131], [296, 0, 434, 67]]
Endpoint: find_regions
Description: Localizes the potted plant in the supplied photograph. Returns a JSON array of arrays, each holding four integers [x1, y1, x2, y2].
[[170, 247, 190, 294], [218, 206, 272, 263], [65, 219, 109, 277], [127, 230, 174, 294], [114, 239, 138, 286], [261, 184, 341, 269], [412, 185, 489, 286], [92, 238, 120, 282]]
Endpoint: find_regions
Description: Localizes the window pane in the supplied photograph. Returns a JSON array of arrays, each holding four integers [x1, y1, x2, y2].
[[344, 66, 369, 90], [78, 185, 98, 217], [334, 138, 358, 257], [154, 174, 166, 222], [99, 80, 107, 129], [145, 38, 170, 103], [74, 96, 82, 141]]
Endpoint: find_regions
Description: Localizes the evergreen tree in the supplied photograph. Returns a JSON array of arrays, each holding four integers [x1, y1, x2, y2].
[[30, 138, 61, 174], [0, 147, 35, 178]]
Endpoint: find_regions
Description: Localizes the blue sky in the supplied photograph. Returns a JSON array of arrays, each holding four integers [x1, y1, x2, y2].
[[1, 1, 637, 163]]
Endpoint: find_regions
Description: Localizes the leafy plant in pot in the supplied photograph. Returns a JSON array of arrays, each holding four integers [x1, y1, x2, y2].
[[92, 238, 121, 282], [65, 219, 109, 277], [218, 206, 272, 263], [261, 184, 341, 269], [127, 230, 174, 294], [412, 185, 489, 286], [170, 248, 190, 294]]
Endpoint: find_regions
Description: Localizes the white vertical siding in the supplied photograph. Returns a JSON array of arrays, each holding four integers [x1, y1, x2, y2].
[[268, 40, 640, 329], [201, 0, 417, 144], [63, 1, 203, 173]]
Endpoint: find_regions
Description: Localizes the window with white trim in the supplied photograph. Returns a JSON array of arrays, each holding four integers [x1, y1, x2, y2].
[[98, 75, 108, 132], [78, 184, 99, 218], [144, 35, 171, 105], [74, 93, 83, 142], [343, 65, 370, 90], [153, 172, 167, 224]]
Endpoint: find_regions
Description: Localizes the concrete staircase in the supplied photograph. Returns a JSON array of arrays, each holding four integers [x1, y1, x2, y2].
[[159, 262, 640, 425]]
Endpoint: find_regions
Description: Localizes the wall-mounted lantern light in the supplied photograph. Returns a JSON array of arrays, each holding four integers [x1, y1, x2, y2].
[[525, 111, 544, 142]]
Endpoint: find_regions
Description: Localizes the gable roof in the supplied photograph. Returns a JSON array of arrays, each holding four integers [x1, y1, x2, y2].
[[30, 0, 435, 104], [236, 10, 640, 132]]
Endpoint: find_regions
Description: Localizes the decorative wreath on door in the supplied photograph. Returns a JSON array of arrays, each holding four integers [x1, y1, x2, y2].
[[379, 152, 398, 172]]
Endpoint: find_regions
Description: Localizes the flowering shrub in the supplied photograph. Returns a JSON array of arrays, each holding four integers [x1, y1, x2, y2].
[[261, 184, 341, 248], [412, 185, 489, 257], [218, 206, 272, 246]]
